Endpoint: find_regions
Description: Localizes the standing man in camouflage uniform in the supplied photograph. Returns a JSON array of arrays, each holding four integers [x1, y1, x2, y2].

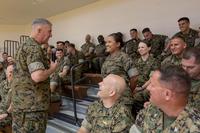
[[161, 36, 186, 67], [131, 65, 200, 132], [124, 28, 141, 61], [11, 18, 57, 133], [92, 35, 107, 73], [181, 48, 200, 110], [78, 74, 133, 133], [173, 17, 198, 48], [0, 65, 14, 131], [142, 27, 169, 61]]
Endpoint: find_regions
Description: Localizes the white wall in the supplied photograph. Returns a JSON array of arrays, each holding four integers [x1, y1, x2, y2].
[[0, 25, 28, 56], [0, 0, 199, 51], [48, 0, 200, 49]]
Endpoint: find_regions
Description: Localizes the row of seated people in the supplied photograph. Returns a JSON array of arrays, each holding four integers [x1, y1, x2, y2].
[[0, 46, 199, 132], [77, 47, 200, 133], [0, 16, 200, 132]]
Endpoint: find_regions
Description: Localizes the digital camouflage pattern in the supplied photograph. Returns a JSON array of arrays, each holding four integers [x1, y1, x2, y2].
[[135, 55, 160, 87], [12, 111, 48, 133], [173, 28, 198, 47], [189, 79, 200, 110], [101, 51, 138, 82], [124, 38, 141, 60], [135, 104, 200, 133], [101, 51, 138, 105], [81, 100, 133, 133], [161, 54, 182, 68], [0, 80, 12, 128], [50, 56, 71, 85], [92, 43, 107, 73], [81, 42, 95, 58], [11, 37, 50, 112], [67, 50, 85, 81], [144, 34, 168, 60], [0, 70, 6, 83], [194, 38, 200, 48]]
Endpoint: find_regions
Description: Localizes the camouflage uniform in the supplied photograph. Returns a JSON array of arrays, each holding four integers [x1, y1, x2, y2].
[[50, 56, 71, 86], [92, 43, 107, 73], [135, 104, 200, 133], [161, 54, 182, 68], [11, 37, 50, 133], [0, 70, 6, 83], [81, 100, 133, 133], [194, 38, 200, 48], [101, 51, 138, 105], [188, 79, 200, 110], [0, 80, 12, 128], [131, 56, 159, 118], [124, 38, 141, 60], [144, 34, 168, 61], [135, 55, 160, 87], [81, 42, 95, 59], [173, 28, 198, 47], [81, 42, 95, 72], [67, 50, 85, 81]]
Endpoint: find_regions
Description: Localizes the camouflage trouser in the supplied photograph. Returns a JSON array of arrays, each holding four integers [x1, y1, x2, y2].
[[12, 111, 48, 133]]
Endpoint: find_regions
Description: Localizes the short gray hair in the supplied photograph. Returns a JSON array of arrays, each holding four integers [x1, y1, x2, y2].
[[32, 18, 52, 26]]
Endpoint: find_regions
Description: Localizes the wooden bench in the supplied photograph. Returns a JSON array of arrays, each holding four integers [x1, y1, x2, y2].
[[0, 125, 12, 133], [63, 85, 88, 99]]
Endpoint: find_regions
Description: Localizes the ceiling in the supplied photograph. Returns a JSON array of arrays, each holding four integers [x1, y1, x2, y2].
[[0, 0, 99, 25]]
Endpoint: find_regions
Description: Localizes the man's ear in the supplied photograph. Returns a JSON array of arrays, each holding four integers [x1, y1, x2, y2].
[[164, 89, 173, 101], [109, 88, 116, 97]]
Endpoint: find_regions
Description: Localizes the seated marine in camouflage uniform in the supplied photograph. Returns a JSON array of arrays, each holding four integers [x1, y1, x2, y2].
[[101, 33, 139, 108], [124, 28, 141, 61], [0, 62, 6, 83], [173, 17, 198, 48], [66, 43, 85, 81], [131, 41, 160, 118], [92, 35, 107, 73], [135, 41, 160, 87], [161, 36, 186, 67], [81, 34, 95, 59], [0, 65, 13, 131], [50, 49, 70, 100], [81, 34, 95, 72], [142, 27, 169, 61], [1, 52, 8, 70], [182, 48, 200, 110], [194, 27, 200, 48], [131, 65, 200, 133], [78, 74, 133, 133]]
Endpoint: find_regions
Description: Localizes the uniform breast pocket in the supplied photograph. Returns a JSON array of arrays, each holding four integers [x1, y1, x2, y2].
[[94, 116, 113, 132]]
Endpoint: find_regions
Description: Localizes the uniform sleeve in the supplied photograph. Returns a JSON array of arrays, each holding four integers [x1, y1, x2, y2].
[[123, 55, 139, 78], [81, 103, 95, 132], [27, 46, 45, 74], [135, 108, 146, 131], [112, 106, 134, 133], [62, 57, 71, 71]]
